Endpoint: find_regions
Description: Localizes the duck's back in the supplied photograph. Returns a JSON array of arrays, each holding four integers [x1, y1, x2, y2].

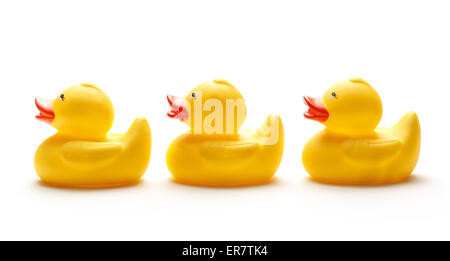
[[376, 112, 421, 179], [303, 112, 420, 184], [34, 118, 151, 187], [167, 134, 283, 186]]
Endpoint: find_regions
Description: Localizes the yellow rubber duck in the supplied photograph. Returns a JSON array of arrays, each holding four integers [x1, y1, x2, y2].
[[34, 83, 151, 188], [166, 79, 284, 186], [302, 78, 421, 185]]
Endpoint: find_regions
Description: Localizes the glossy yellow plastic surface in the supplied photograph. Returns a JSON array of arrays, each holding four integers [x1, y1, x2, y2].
[[302, 78, 421, 185], [166, 79, 284, 186], [34, 83, 151, 188]]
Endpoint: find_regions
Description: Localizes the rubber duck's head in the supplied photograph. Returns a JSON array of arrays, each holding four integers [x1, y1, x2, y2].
[[304, 78, 382, 135], [35, 83, 114, 139], [167, 79, 246, 135]]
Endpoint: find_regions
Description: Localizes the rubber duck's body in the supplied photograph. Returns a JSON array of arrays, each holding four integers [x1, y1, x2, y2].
[[166, 79, 284, 186], [34, 83, 151, 188], [303, 78, 420, 185]]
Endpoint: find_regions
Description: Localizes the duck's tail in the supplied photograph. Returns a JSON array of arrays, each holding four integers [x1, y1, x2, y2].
[[391, 112, 420, 144], [391, 111, 421, 172], [122, 117, 152, 160], [257, 114, 284, 146]]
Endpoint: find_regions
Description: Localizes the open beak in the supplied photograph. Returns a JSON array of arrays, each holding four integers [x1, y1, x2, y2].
[[303, 96, 329, 122], [35, 97, 55, 124], [167, 94, 189, 121]]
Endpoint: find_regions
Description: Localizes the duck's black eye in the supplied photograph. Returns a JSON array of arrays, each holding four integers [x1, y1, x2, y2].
[[190, 92, 197, 100], [59, 94, 65, 101], [331, 92, 337, 98]]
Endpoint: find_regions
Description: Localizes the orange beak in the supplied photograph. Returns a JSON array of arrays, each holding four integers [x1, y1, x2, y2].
[[166, 94, 189, 121], [35, 97, 54, 124], [303, 96, 329, 122]]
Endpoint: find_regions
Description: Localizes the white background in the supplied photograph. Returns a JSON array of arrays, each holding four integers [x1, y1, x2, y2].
[[0, 0, 449, 240]]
